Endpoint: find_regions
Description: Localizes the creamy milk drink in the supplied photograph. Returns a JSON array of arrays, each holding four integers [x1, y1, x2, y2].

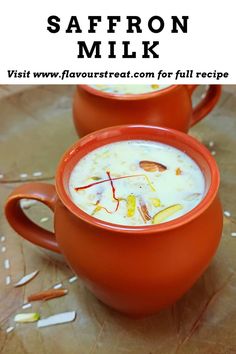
[[90, 84, 171, 95], [69, 140, 205, 226]]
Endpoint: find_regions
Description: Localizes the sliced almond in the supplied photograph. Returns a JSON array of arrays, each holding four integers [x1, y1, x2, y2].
[[184, 193, 201, 201], [14, 270, 39, 287], [126, 195, 136, 217], [137, 207, 147, 223], [139, 198, 151, 221], [139, 161, 167, 172], [37, 311, 76, 328], [175, 168, 182, 175], [152, 204, 183, 224], [27, 289, 68, 302], [14, 313, 40, 323]]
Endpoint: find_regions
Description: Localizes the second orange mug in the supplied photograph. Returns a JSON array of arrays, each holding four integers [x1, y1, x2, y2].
[[73, 85, 222, 137]]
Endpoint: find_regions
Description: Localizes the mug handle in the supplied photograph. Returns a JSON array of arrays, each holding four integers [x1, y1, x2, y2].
[[187, 85, 222, 127], [5, 183, 61, 253]]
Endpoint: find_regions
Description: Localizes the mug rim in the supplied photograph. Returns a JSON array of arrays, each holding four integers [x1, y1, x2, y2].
[[56, 125, 220, 234], [79, 84, 180, 101]]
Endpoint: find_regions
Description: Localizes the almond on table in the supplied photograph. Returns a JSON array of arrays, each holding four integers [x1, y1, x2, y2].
[[27, 288, 68, 302], [69, 140, 205, 226], [37, 311, 76, 328], [14, 270, 39, 287]]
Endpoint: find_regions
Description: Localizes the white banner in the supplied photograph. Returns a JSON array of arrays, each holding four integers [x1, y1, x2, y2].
[[0, 0, 234, 83]]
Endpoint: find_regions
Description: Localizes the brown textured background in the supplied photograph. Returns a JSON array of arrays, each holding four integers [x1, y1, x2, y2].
[[0, 85, 236, 354]]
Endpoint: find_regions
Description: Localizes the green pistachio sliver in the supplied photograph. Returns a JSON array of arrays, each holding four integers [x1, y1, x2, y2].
[[150, 198, 161, 207], [90, 176, 102, 181], [91, 204, 102, 215], [126, 195, 136, 217], [14, 313, 40, 323]]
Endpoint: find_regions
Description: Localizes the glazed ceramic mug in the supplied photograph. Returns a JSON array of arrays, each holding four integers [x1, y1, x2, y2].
[[73, 85, 222, 137], [5, 125, 223, 317]]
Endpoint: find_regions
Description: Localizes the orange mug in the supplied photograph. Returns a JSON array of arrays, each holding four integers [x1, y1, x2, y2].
[[5, 125, 223, 317], [73, 85, 222, 137]]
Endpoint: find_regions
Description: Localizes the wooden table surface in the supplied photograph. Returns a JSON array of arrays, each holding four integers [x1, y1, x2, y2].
[[0, 85, 236, 354]]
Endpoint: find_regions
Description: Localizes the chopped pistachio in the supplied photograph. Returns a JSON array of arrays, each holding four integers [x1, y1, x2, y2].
[[90, 176, 102, 181], [14, 313, 40, 323], [126, 195, 136, 217], [91, 204, 102, 215], [150, 198, 161, 207]]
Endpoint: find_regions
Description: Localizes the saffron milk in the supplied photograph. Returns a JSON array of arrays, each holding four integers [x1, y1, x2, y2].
[[69, 140, 205, 226]]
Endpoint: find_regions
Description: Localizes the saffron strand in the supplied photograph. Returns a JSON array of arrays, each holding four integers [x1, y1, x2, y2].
[[106, 171, 120, 212], [74, 174, 155, 192]]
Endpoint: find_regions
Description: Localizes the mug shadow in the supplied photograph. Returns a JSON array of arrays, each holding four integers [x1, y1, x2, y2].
[[74, 259, 232, 353]]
